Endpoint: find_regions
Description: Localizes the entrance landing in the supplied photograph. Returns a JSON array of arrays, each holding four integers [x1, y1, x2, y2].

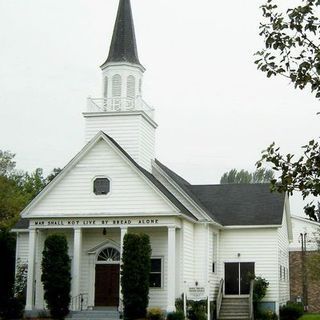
[[67, 309, 120, 320]]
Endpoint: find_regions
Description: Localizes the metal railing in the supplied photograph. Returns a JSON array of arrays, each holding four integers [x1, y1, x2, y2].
[[70, 293, 88, 311], [86, 97, 155, 119], [216, 279, 224, 320], [249, 279, 254, 320]]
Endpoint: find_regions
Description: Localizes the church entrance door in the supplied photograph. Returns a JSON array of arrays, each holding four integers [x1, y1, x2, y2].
[[224, 262, 255, 295], [95, 264, 120, 306], [94, 247, 121, 307]]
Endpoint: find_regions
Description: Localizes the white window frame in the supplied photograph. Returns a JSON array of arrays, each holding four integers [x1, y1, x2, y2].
[[150, 256, 164, 289]]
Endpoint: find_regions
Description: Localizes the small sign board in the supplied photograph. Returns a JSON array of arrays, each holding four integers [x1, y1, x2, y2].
[[187, 286, 207, 301]]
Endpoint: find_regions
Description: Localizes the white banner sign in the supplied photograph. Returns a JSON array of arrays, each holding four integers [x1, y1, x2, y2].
[[187, 286, 207, 301]]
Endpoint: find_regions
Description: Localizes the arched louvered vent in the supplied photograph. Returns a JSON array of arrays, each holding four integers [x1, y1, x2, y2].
[[127, 75, 135, 99], [112, 74, 122, 97], [139, 79, 142, 95], [104, 77, 108, 98], [97, 247, 120, 263]]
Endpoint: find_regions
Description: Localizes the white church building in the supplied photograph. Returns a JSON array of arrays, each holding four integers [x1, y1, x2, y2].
[[13, 0, 292, 318]]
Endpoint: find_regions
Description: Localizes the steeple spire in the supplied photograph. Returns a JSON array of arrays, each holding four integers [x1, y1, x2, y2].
[[101, 0, 142, 69]]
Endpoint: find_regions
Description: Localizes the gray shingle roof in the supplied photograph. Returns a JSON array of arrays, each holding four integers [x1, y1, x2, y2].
[[155, 160, 285, 226], [12, 218, 29, 230], [188, 184, 285, 226], [101, 0, 142, 68]]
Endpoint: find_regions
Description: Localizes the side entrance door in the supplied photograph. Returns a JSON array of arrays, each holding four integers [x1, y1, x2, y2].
[[224, 262, 254, 295], [95, 264, 120, 306]]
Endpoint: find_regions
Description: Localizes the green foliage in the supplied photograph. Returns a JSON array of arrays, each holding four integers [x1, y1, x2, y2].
[[257, 140, 320, 221], [253, 277, 269, 303], [166, 311, 185, 320], [256, 309, 278, 320], [0, 149, 62, 229], [280, 301, 304, 320], [255, 0, 320, 99], [147, 307, 164, 320], [41, 234, 71, 319], [0, 230, 18, 319], [175, 297, 213, 320], [187, 300, 207, 320], [220, 168, 274, 184], [121, 233, 152, 320]]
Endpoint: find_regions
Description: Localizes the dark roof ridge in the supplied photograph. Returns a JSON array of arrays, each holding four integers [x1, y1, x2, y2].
[[101, 133, 196, 220]]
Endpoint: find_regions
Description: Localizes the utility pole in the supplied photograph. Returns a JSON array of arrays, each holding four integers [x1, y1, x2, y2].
[[300, 232, 308, 312]]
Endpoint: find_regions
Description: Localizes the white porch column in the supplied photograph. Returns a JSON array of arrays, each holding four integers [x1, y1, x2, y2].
[[26, 228, 37, 311], [72, 227, 82, 299], [87, 253, 95, 309], [119, 227, 128, 311], [167, 226, 176, 312]]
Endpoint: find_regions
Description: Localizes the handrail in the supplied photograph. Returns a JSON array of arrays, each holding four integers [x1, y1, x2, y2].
[[216, 279, 224, 320], [249, 280, 254, 320], [86, 97, 155, 119], [70, 293, 88, 311]]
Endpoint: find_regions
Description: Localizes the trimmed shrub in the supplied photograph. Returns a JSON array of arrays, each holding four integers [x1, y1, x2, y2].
[[147, 307, 164, 320], [167, 311, 185, 320], [41, 234, 71, 319], [121, 233, 152, 320], [188, 300, 207, 320], [256, 309, 278, 320], [279, 302, 303, 320]]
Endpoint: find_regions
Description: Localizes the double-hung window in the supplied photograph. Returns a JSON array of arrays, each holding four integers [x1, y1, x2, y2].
[[149, 258, 162, 288]]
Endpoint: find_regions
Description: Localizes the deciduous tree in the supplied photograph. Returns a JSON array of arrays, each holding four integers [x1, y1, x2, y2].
[[255, 0, 320, 99], [220, 168, 274, 184]]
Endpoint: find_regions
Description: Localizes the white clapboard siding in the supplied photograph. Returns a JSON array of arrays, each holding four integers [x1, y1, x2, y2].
[[182, 220, 194, 287], [28, 139, 174, 216], [194, 224, 207, 284], [84, 113, 155, 171], [209, 227, 220, 300], [143, 227, 168, 309], [219, 228, 279, 302], [278, 211, 290, 305], [16, 232, 29, 264]]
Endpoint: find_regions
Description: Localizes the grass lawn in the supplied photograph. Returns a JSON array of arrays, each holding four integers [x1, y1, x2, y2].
[[299, 314, 320, 320]]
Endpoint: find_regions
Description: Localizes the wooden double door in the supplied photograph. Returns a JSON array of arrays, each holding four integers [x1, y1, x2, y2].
[[225, 262, 255, 295], [95, 264, 120, 307]]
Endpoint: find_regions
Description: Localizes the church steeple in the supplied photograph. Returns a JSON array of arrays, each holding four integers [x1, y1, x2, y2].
[[101, 0, 142, 69], [84, 0, 156, 172]]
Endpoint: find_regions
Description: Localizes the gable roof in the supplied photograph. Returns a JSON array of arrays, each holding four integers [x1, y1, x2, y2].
[[20, 131, 196, 221], [154, 160, 285, 226], [102, 133, 196, 219]]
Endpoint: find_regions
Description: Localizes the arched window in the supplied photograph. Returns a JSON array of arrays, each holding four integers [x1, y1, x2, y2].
[[112, 74, 122, 97], [97, 247, 120, 263], [104, 77, 108, 98], [127, 75, 135, 99]]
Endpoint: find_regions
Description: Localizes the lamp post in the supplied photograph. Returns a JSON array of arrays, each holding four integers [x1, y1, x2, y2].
[[300, 232, 308, 312]]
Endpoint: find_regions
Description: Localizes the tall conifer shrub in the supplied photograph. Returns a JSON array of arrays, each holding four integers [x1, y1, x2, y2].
[[121, 233, 151, 320], [41, 234, 71, 319]]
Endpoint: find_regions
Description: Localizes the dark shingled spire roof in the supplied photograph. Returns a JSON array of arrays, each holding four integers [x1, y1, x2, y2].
[[101, 0, 142, 68]]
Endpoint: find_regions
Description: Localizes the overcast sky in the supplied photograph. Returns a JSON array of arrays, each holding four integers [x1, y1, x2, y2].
[[0, 0, 319, 215]]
